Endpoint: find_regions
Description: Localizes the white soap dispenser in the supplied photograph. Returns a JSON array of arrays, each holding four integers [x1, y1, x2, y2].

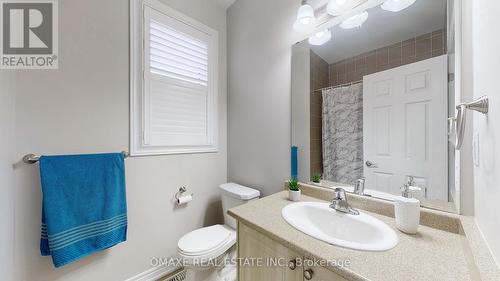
[[394, 183, 421, 234]]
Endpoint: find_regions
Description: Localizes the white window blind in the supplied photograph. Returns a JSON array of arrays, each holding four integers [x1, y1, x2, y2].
[[131, 3, 218, 155], [149, 20, 208, 86]]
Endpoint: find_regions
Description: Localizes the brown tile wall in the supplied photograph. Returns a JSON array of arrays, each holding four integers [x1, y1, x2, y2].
[[329, 29, 446, 86], [310, 51, 329, 178]]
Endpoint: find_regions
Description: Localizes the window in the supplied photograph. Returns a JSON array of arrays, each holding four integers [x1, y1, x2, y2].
[[130, 0, 218, 155]]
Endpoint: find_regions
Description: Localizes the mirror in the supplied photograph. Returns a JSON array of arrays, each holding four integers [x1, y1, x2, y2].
[[291, 0, 458, 213]]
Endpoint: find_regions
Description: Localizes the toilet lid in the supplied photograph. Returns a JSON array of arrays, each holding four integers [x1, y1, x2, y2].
[[178, 225, 234, 255]]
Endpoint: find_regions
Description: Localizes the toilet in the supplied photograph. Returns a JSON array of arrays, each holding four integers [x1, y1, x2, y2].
[[177, 183, 260, 281]]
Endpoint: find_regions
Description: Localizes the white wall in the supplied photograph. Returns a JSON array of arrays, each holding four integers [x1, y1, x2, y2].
[[469, 0, 500, 266], [227, 0, 302, 195], [10, 0, 227, 280], [0, 73, 16, 281]]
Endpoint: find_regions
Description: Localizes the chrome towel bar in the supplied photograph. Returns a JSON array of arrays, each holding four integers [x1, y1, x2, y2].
[[22, 151, 130, 164]]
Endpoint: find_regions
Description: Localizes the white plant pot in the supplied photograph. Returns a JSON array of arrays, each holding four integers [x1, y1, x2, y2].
[[289, 189, 301, 201]]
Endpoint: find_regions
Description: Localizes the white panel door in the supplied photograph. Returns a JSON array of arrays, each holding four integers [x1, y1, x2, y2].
[[363, 55, 448, 200]]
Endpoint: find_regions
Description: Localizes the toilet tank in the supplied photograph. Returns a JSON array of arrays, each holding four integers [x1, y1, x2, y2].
[[220, 183, 260, 229]]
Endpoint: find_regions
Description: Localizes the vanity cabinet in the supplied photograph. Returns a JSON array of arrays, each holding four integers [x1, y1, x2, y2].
[[238, 223, 348, 281], [238, 222, 302, 281]]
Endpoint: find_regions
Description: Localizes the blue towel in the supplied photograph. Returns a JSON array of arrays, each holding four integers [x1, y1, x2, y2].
[[291, 146, 298, 179], [39, 153, 127, 268]]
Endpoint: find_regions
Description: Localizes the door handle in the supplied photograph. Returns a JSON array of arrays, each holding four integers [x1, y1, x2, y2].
[[365, 161, 378, 168]]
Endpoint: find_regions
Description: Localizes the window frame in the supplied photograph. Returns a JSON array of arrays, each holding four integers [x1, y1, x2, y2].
[[130, 0, 219, 156]]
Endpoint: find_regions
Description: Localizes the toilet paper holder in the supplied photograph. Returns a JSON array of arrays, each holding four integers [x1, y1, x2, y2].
[[175, 186, 194, 201]]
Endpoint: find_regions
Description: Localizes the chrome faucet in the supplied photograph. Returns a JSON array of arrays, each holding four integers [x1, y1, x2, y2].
[[329, 188, 359, 215], [353, 178, 366, 195]]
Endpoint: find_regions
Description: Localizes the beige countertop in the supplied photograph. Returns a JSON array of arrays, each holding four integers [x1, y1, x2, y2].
[[228, 191, 473, 281]]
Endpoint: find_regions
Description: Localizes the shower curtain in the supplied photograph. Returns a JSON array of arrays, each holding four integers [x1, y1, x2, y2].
[[322, 83, 364, 185]]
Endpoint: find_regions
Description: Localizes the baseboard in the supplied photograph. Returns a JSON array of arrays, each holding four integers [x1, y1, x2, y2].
[[125, 265, 179, 281]]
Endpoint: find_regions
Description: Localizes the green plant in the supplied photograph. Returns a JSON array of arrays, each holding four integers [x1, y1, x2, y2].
[[312, 173, 322, 183], [288, 178, 300, 191]]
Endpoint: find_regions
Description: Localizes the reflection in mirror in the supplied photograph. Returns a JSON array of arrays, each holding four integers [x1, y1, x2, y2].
[[291, 0, 457, 213]]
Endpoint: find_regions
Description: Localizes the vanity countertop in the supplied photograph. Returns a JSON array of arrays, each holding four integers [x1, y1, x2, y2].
[[228, 191, 473, 281]]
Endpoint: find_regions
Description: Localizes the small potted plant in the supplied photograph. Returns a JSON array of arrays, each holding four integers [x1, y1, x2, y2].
[[288, 178, 301, 201], [311, 173, 322, 185]]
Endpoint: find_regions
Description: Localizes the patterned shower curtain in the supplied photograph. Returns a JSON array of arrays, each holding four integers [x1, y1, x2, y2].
[[322, 83, 364, 185]]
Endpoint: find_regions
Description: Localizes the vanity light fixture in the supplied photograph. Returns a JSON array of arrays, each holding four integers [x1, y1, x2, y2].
[[308, 29, 332, 46], [327, 0, 357, 16], [293, 1, 316, 31], [340, 11, 369, 29], [381, 0, 417, 12]]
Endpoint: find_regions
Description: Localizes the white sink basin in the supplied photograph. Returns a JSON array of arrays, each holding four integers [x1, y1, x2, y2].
[[282, 202, 398, 251]]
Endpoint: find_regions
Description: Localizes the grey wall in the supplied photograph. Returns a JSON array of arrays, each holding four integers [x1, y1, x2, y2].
[[9, 0, 227, 280], [227, 0, 301, 195], [291, 42, 311, 183], [0, 72, 16, 281], [458, 0, 475, 215]]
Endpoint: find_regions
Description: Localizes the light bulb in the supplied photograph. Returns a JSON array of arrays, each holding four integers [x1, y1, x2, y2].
[[340, 11, 369, 29], [381, 0, 416, 12], [300, 17, 311, 25], [294, 4, 316, 31], [327, 0, 356, 16], [308, 29, 332, 46], [297, 4, 314, 23]]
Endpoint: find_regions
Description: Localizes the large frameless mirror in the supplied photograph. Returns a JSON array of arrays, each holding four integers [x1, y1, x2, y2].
[[291, 0, 460, 213]]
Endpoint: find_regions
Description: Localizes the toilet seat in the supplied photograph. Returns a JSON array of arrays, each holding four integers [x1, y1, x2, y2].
[[178, 224, 236, 263]]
